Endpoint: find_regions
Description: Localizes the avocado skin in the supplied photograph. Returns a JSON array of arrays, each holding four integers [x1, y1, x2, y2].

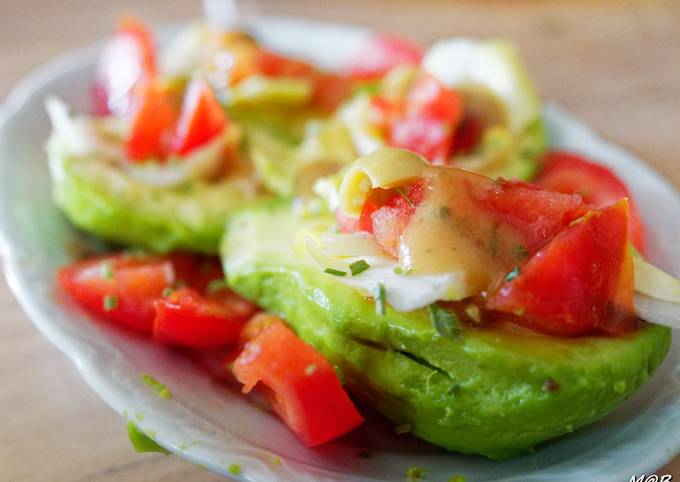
[[221, 200, 672, 459], [49, 151, 261, 254]]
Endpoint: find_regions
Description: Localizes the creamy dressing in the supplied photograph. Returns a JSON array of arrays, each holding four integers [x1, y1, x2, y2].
[[398, 168, 525, 295]]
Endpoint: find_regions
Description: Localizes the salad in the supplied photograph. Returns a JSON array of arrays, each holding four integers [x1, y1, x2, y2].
[[50, 16, 679, 461]]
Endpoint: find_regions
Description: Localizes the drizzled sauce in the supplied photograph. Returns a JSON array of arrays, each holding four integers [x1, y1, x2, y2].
[[398, 167, 525, 296]]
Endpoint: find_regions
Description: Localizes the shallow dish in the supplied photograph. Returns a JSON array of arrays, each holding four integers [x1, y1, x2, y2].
[[0, 16, 678, 482]]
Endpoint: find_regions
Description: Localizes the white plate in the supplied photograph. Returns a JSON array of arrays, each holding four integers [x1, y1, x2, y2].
[[0, 16, 678, 482]]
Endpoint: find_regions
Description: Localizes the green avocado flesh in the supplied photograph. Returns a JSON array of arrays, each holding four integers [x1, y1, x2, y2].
[[48, 144, 261, 254], [221, 200, 672, 459]]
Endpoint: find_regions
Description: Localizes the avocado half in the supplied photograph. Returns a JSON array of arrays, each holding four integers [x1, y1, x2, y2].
[[47, 136, 262, 254], [221, 199, 671, 459]]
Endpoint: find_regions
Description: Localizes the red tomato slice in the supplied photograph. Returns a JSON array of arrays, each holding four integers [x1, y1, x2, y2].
[[58, 254, 174, 333], [486, 200, 636, 336], [470, 179, 587, 253], [386, 75, 464, 164], [92, 16, 157, 116], [535, 151, 647, 254], [126, 82, 176, 162], [153, 287, 255, 348], [233, 320, 364, 446], [346, 34, 423, 79], [451, 112, 485, 156], [171, 79, 228, 156]]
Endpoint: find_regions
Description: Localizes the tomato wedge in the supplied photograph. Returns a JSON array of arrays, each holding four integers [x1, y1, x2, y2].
[[535, 151, 647, 254], [92, 16, 157, 116], [126, 82, 176, 162], [486, 200, 636, 336], [386, 75, 464, 164], [153, 287, 255, 348], [233, 320, 364, 446], [346, 34, 423, 79], [59, 253, 256, 347], [171, 79, 228, 156], [58, 254, 174, 333]]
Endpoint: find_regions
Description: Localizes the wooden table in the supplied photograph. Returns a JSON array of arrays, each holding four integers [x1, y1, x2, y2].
[[1, 0, 678, 479]]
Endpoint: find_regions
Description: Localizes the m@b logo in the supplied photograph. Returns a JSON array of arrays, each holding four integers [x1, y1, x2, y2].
[[630, 475, 673, 482]]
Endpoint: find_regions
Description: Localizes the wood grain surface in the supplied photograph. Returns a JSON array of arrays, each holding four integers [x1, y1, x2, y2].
[[0, 0, 678, 480]]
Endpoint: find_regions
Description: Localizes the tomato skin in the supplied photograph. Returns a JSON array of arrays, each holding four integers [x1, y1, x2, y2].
[[153, 287, 255, 348], [93, 16, 156, 116], [233, 320, 364, 446], [451, 113, 485, 156], [471, 179, 587, 253], [386, 75, 464, 164], [347, 34, 423, 79], [486, 201, 636, 336], [535, 151, 647, 254], [125, 82, 176, 162], [58, 254, 174, 333], [171, 79, 228, 156]]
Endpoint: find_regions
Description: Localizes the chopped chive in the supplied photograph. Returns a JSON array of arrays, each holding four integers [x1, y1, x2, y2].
[[349, 259, 370, 276], [505, 267, 520, 282], [141, 374, 172, 400], [162, 287, 174, 297], [487, 222, 500, 257], [126, 421, 171, 454], [394, 187, 415, 207], [228, 464, 242, 476], [375, 283, 386, 315], [103, 294, 118, 311], [100, 262, 114, 280], [206, 278, 228, 294], [393, 266, 412, 276], [324, 267, 347, 277], [512, 244, 529, 260], [405, 466, 423, 480], [428, 303, 462, 339]]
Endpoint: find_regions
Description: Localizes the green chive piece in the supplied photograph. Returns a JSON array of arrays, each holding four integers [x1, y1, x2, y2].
[[206, 278, 228, 294], [103, 294, 118, 312], [349, 259, 370, 276], [428, 303, 462, 339], [448, 476, 467, 482], [162, 287, 174, 297], [141, 374, 172, 400], [393, 266, 412, 276], [405, 466, 423, 480], [228, 464, 242, 476], [375, 283, 386, 315], [126, 421, 171, 455], [505, 267, 520, 282], [324, 267, 347, 277], [100, 262, 114, 280], [394, 187, 415, 207], [513, 244, 529, 260]]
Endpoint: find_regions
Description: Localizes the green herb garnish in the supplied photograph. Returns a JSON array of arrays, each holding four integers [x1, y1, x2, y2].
[[103, 294, 118, 312], [349, 259, 370, 276], [505, 267, 520, 282], [448, 476, 467, 482], [126, 421, 170, 454], [393, 266, 412, 276], [428, 303, 462, 339], [405, 466, 423, 480], [100, 262, 114, 280], [228, 464, 242, 476], [394, 187, 415, 207], [162, 287, 174, 297], [375, 283, 386, 315], [487, 222, 500, 257], [512, 244, 529, 260], [395, 423, 412, 435], [324, 267, 347, 277], [206, 278, 228, 294], [141, 373, 172, 400]]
